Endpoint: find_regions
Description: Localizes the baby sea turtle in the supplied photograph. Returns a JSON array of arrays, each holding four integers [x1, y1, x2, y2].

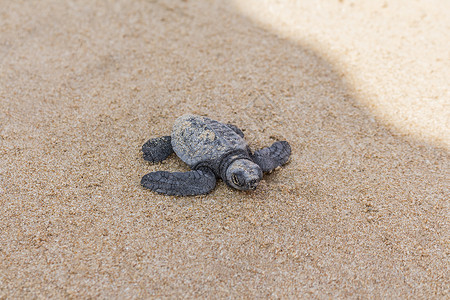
[[141, 114, 291, 196]]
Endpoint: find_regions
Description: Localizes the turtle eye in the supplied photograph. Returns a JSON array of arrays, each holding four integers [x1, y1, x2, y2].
[[231, 174, 240, 186]]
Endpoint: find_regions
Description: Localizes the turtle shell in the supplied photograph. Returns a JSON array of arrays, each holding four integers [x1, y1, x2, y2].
[[171, 114, 248, 173]]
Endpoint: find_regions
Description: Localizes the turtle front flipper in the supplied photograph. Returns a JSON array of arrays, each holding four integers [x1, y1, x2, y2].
[[142, 136, 173, 163], [141, 167, 216, 196], [251, 141, 291, 173]]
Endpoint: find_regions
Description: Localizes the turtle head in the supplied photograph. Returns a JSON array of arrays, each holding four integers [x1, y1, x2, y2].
[[225, 159, 263, 191]]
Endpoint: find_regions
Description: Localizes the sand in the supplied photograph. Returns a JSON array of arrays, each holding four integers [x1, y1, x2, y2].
[[0, 0, 448, 298]]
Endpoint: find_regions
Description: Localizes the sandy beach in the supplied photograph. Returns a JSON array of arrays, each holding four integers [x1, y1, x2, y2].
[[1, 0, 448, 298]]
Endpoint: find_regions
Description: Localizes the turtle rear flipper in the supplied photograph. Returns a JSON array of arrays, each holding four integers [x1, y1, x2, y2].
[[251, 141, 291, 173], [141, 167, 216, 196], [142, 136, 173, 163]]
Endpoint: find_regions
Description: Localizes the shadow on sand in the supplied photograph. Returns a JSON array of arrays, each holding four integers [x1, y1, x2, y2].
[[1, 0, 447, 298]]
